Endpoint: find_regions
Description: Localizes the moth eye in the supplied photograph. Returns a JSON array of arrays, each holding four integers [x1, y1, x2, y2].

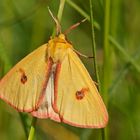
[[75, 88, 89, 100]]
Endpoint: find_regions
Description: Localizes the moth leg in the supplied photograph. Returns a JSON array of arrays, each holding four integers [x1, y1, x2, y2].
[[73, 49, 94, 59], [94, 81, 99, 86]]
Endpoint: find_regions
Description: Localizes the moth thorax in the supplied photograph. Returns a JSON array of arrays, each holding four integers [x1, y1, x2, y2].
[[48, 34, 72, 63], [48, 44, 69, 63]]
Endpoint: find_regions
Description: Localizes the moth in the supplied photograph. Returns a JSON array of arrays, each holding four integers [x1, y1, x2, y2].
[[0, 11, 108, 128]]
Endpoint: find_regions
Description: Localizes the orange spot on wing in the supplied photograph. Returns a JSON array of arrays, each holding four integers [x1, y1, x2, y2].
[[19, 68, 27, 84], [75, 88, 89, 100], [21, 74, 27, 84]]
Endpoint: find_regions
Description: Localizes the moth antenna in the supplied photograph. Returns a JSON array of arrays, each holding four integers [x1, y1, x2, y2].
[[73, 48, 94, 59], [48, 7, 61, 35], [64, 18, 87, 35]]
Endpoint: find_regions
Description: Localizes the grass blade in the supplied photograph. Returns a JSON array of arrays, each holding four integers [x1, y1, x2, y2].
[[66, 0, 100, 30]]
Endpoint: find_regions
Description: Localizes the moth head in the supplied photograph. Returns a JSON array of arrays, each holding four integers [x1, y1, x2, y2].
[[48, 34, 72, 63]]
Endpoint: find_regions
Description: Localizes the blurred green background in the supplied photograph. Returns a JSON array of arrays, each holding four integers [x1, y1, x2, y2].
[[0, 0, 140, 140]]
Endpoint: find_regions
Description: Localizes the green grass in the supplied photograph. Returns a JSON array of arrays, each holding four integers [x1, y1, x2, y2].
[[0, 0, 140, 140]]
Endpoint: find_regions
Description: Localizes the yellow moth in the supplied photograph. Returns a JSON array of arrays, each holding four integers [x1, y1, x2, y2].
[[0, 12, 108, 128], [0, 33, 108, 128]]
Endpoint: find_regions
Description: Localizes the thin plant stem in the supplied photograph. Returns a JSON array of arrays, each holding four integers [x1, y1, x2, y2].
[[28, 117, 37, 140], [89, 0, 100, 95], [66, 0, 100, 30], [89, 1, 105, 140], [66, 0, 140, 73], [57, 0, 66, 22], [66, 0, 89, 19], [52, 0, 66, 36], [28, 1, 66, 140], [101, 129, 105, 140], [19, 113, 29, 138], [102, 0, 111, 101], [102, 0, 111, 140]]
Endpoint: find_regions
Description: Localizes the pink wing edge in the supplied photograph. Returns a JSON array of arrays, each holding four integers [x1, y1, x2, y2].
[[0, 58, 51, 114], [52, 62, 109, 128], [0, 59, 108, 128]]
